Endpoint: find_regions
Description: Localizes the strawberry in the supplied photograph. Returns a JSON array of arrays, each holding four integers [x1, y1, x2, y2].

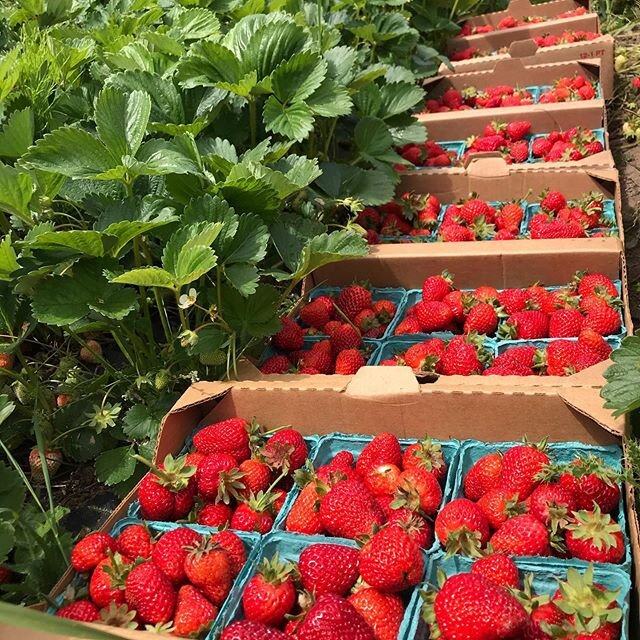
[[432, 573, 528, 639], [434, 498, 491, 556], [460, 198, 491, 225], [464, 452, 503, 501], [196, 452, 239, 501], [528, 483, 578, 527], [184, 538, 233, 606], [565, 507, 624, 563], [414, 300, 454, 332], [55, 600, 100, 621], [29, 448, 62, 480], [524, 601, 570, 639], [79, 339, 102, 364], [298, 543, 360, 596], [496, 203, 524, 232], [422, 273, 453, 301], [364, 463, 401, 496], [583, 306, 621, 336], [296, 593, 375, 640], [500, 442, 550, 499], [260, 355, 292, 374], [559, 455, 621, 513], [198, 502, 233, 527], [372, 299, 397, 322], [335, 348, 366, 374], [348, 588, 404, 640], [230, 494, 276, 533], [71, 532, 117, 573], [356, 433, 402, 476], [319, 479, 385, 539], [501, 310, 549, 340], [301, 300, 332, 330], [238, 459, 272, 498], [576, 273, 618, 298], [242, 554, 296, 627], [263, 428, 308, 472], [471, 554, 520, 589], [548, 308, 584, 337], [137, 454, 196, 521], [124, 561, 176, 624], [439, 338, 483, 376], [443, 290, 465, 323], [194, 417, 251, 461], [402, 435, 447, 482], [531, 137, 552, 158], [89, 553, 130, 608], [440, 223, 475, 242], [221, 620, 290, 639], [173, 585, 218, 638], [359, 525, 423, 592], [578, 328, 612, 359], [286, 480, 325, 535], [213, 530, 247, 576], [464, 302, 498, 335], [302, 348, 334, 374], [393, 317, 422, 335], [508, 140, 529, 163], [387, 508, 433, 548], [394, 467, 443, 516], [337, 285, 372, 320], [489, 514, 551, 557], [330, 323, 362, 352], [152, 526, 201, 584], [403, 341, 442, 372], [478, 488, 525, 530], [273, 317, 304, 351], [493, 346, 536, 369]]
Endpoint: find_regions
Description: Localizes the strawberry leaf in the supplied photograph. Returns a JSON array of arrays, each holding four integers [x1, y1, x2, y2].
[[95, 446, 136, 486], [0, 107, 34, 159]]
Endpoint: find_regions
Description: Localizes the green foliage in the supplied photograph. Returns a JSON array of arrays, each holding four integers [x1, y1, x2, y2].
[[602, 335, 640, 416]]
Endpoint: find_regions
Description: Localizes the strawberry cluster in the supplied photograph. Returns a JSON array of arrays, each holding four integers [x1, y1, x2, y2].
[[538, 75, 598, 102], [393, 272, 622, 341], [531, 127, 604, 161], [136, 418, 308, 533], [464, 120, 532, 163], [396, 140, 460, 168], [220, 531, 423, 639], [423, 560, 623, 640], [437, 442, 625, 566], [529, 190, 614, 238], [459, 7, 588, 35], [437, 196, 525, 241], [356, 193, 441, 242], [294, 285, 398, 339], [534, 30, 600, 47], [56, 525, 248, 637], [286, 432, 446, 549], [424, 85, 534, 113]]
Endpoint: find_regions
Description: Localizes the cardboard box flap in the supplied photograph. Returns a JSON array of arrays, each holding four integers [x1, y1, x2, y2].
[[465, 155, 511, 175], [169, 380, 234, 413], [344, 365, 421, 397], [509, 39, 540, 57], [557, 385, 625, 437]]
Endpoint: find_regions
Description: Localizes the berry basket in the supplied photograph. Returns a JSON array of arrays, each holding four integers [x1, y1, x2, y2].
[[435, 199, 529, 239], [524, 198, 618, 237], [401, 554, 631, 640], [297, 286, 409, 341], [448, 440, 631, 571], [536, 80, 602, 101], [215, 530, 430, 638], [279, 432, 461, 554], [48, 517, 262, 638], [528, 127, 607, 163], [496, 335, 622, 357]]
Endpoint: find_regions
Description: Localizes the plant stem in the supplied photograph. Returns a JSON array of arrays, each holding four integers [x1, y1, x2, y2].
[[249, 98, 257, 148], [322, 118, 338, 159], [175, 291, 189, 331], [154, 288, 173, 343], [133, 238, 155, 346]]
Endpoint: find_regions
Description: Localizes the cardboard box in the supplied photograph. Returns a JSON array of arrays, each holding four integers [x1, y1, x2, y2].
[[421, 59, 604, 124], [397, 157, 625, 245], [12, 374, 636, 638], [442, 35, 615, 98]]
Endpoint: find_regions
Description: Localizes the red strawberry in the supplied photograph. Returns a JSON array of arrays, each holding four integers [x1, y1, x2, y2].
[[524, 601, 569, 639], [196, 452, 239, 501], [471, 553, 520, 589], [439, 338, 483, 376], [460, 198, 491, 225], [528, 482, 578, 527], [497, 289, 528, 315], [55, 600, 100, 621], [301, 300, 332, 329], [330, 323, 362, 352], [273, 317, 304, 351], [261, 355, 292, 374], [152, 526, 202, 584], [184, 538, 234, 606], [414, 300, 454, 332], [242, 555, 297, 627], [464, 452, 503, 501], [578, 328, 612, 359], [356, 433, 402, 476], [402, 436, 447, 482], [70, 532, 117, 573], [478, 488, 525, 530], [559, 455, 621, 513], [335, 348, 366, 374], [387, 509, 433, 548], [434, 498, 491, 556], [296, 593, 375, 640], [500, 442, 550, 499], [549, 308, 584, 338], [89, 553, 130, 608], [565, 507, 625, 564], [112, 524, 151, 561], [508, 140, 529, 163], [394, 317, 422, 335], [501, 310, 549, 340], [238, 459, 272, 498], [337, 285, 372, 320], [394, 467, 443, 516], [506, 121, 531, 141], [364, 463, 401, 496], [422, 273, 453, 301], [230, 495, 276, 534], [440, 223, 475, 242], [124, 561, 176, 624], [173, 585, 218, 637], [298, 543, 360, 597], [263, 428, 308, 472], [489, 514, 551, 557], [193, 417, 251, 461], [198, 502, 233, 527], [464, 302, 498, 335], [532, 137, 552, 158], [213, 530, 247, 577], [576, 273, 617, 298], [286, 480, 326, 535], [221, 620, 290, 639], [348, 588, 404, 640], [583, 306, 621, 336]]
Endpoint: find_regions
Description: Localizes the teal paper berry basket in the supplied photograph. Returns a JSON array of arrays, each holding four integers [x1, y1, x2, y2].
[[524, 198, 618, 237], [536, 81, 602, 102], [435, 199, 529, 239], [529, 127, 606, 163], [401, 554, 631, 640], [448, 440, 631, 571], [214, 530, 430, 639]]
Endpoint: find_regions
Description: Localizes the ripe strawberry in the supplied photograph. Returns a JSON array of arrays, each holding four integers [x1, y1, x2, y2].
[[319, 479, 385, 539], [531, 137, 552, 158], [260, 355, 293, 374], [302, 348, 334, 374], [440, 223, 475, 242], [298, 543, 360, 596], [394, 467, 443, 516], [55, 600, 100, 621], [193, 417, 251, 461], [583, 306, 621, 336], [559, 455, 621, 513], [230, 494, 276, 533], [501, 310, 549, 340], [184, 538, 233, 606], [364, 463, 401, 496], [387, 508, 433, 548], [330, 323, 362, 352], [460, 198, 491, 225], [433, 573, 528, 639], [173, 585, 218, 638], [356, 432, 402, 476], [576, 273, 618, 298], [242, 555, 297, 627], [335, 348, 366, 374], [198, 502, 233, 527], [273, 317, 304, 351], [402, 435, 447, 482], [489, 514, 551, 557], [528, 483, 578, 526], [464, 452, 503, 501], [508, 140, 529, 163], [434, 498, 491, 556], [403, 341, 442, 371], [263, 428, 308, 472], [301, 300, 332, 330], [372, 299, 397, 322], [238, 459, 272, 498], [124, 561, 176, 624], [29, 448, 63, 480], [296, 593, 375, 640], [337, 285, 372, 320], [213, 530, 247, 577], [471, 554, 520, 589], [359, 525, 423, 592], [221, 620, 290, 639], [443, 290, 465, 323], [578, 328, 613, 359], [565, 507, 624, 563], [500, 442, 550, 499], [89, 553, 130, 608], [422, 273, 453, 301], [464, 302, 498, 335], [151, 526, 201, 584], [394, 316, 422, 335], [196, 452, 239, 501], [493, 346, 537, 370], [71, 532, 117, 573], [548, 308, 584, 337], [497, 203, 524, 232], [286, 480, 325, 535], [439, 339, 483, 376], [414, 300, 454, 332], [524, 601, 570, 639], [478, 487, 525, 529], [348, 588, 404, 640]]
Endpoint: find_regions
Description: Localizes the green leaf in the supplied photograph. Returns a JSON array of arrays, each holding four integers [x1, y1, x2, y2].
[[271, 51, 327, 103], [26, 230, 105, 257], [0, 108, 34, 159], [103, 216, 178, 257], [123, 404, 161, 441], [173, 245, 217, 285], [95, 446, 136, 486], [163, 222, 223, 275], [0, 164, 33, 222], [379, 82, 424, 118], [176, 42, 241, 89], [355, 116, 393, 157], [263, 97, 314, 142], [315, 162, 395, 205], [22, 127, 115, 178], [0, 522, 15, 564], [602, 337, 640, 416], [95, 87, 151, 160], [111, 267, 176, 289], [188, 325, 225, 356], [273, 154, 322, 189], [218, 177, 281, 223], [271, 213, 326, 272], [225, 263, 259, 296], [216, 71, 258, 98], [324, 46, 357, 84], [0, 460, 25, 514], [307, 78, 352, 118], [222, 284, 281, 337], [172, 8, 221, 40], [0, 237, 20, 281], [137, 139, 201, 175], [221, 213, 268, 265], [31, 276, 93, 326], [87, 286, 137, 320]]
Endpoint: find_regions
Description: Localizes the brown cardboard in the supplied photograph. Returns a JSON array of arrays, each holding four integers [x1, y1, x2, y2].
[[462, 0, 591, 29], [441, 35, 615, 98]]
